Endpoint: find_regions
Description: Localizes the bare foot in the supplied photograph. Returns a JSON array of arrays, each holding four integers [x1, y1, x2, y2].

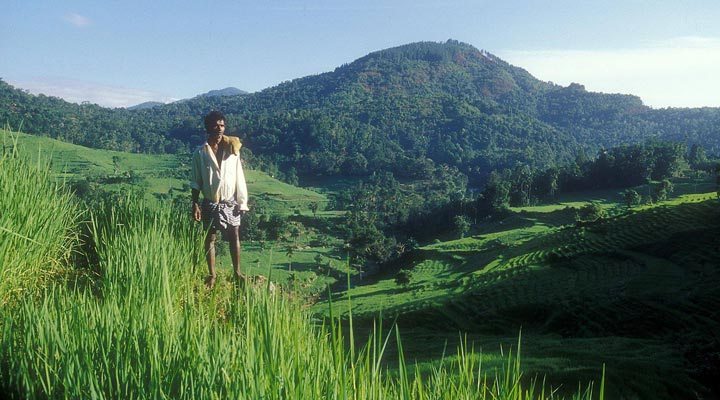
[[204, 275, 217, 289], [233, 272, 248, 290]]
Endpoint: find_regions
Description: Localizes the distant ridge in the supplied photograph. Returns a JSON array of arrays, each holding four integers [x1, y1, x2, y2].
[[196, 87, 248, 98], [127, 101, 165, 110]]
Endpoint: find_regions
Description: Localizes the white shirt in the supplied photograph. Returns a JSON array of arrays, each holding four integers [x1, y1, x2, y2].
[[190, 143, 249, 210]]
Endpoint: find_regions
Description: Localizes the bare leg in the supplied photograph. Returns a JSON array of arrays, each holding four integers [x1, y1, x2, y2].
[[205, 231, 217, 288], [228, 225, 244, 284]]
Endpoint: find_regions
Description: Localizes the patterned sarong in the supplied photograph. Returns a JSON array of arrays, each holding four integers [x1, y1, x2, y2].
[[202, 199, 242, 239]]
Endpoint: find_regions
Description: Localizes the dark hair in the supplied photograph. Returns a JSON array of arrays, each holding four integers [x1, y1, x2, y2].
[[204, 111, 226, 130]]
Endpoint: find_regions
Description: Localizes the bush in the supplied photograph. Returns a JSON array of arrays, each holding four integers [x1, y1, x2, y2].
[[395, 269, 413, 287]]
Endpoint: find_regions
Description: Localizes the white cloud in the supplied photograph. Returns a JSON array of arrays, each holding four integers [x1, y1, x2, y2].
[[63, 13, 91, 28], [7, 77, 178, 108], [498, 37, 720, 108]]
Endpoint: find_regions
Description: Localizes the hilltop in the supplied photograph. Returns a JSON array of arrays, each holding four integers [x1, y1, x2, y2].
[[196, 87, 248, 98], [126, 101, 165, 110], [125, 87, 248, 110]]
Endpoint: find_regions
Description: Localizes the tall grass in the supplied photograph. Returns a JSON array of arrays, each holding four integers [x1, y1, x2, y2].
[[0, 139, 604, 399], [0, 130, 80, 306]]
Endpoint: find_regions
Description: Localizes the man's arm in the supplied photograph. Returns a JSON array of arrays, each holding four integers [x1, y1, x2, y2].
[[235, 157, 250, 212], [190, 151, 203, 221], [192, 189, 201, 222]]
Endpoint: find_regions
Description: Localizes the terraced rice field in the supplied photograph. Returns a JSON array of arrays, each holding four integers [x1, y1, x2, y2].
[[3, 130, 327, 212], [319, 192, 719, 398], [324, 195, 719, 326]]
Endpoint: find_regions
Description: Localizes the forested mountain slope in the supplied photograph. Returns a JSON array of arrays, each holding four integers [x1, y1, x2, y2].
[[2, 40, 719, 184]]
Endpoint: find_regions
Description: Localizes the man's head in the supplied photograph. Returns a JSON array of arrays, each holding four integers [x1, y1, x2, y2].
[[204, 111, 226, 138]]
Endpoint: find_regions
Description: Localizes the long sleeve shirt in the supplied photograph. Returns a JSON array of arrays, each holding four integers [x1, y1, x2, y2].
[[190, 143, 249, 211]]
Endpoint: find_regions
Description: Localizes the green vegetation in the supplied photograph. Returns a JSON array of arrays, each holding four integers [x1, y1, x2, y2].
[[3, 41, 719, 187], [0, 138, 604, 399], [2, 129, 340, 291], [3, 129, 325, 211], [3, 38, 720, 396], [0, 136, 81, 307], [319, 187, 719, 398], [4, 126, 718, 397]]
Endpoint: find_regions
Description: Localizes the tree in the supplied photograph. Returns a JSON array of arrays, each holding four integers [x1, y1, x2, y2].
[[453, 215, 471, 239], [589, 149, 615, 189], [285, 244, 296, 271], [576, 202, 606, 223], [715, 163, 720, 198], [688, 144, 708, 168], [265, 214, 290, 240], [112, 155, 122, 174], [289, 223, 302, 244], [510, 164, 533, 206], [650, 142, 688, 180], [482, 170, 510, 210], [283, 167, 299, 185], [313, 254, 326, 274], [653, 179, 674, 202], [536, 167, 560, 198], [309, 202, 319, 217], [622, 189, 642, 209]]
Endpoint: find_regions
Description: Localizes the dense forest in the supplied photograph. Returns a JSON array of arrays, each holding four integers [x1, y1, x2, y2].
[[331, 140, 719, 269], [2, 40, 720, 188]]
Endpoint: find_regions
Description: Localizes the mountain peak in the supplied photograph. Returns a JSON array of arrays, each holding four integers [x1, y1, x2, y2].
[[127, 101, 165, 110], [197, 87, 248, 98], [354, 40, 497, 66]]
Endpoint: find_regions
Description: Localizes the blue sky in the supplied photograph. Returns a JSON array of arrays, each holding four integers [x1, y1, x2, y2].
[[2, 0, 719, 108]]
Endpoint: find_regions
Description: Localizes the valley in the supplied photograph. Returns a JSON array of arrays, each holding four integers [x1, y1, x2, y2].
[[5, 128, 718, 398]]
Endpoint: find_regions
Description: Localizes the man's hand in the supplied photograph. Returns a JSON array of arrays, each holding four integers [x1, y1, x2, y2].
[[192, 202, 202, 222], [233, 204, 245, 217]]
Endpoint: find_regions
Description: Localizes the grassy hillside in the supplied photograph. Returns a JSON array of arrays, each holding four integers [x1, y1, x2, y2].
[[5, 127, 718, 397], [318, 189, 720, 398], [1, 129, 343, 291], [2, 129, 326, 210], [0, 138, 605, 399]]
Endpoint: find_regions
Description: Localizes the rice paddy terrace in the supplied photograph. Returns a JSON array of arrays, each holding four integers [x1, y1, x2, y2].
[[1, 129, 345, 290], [319, 190, 720, 398], [6, 128, 720, 397], [1, 129, 327, 213]]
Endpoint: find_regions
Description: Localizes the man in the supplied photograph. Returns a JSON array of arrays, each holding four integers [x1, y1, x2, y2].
[[190, 111, 249, 289]]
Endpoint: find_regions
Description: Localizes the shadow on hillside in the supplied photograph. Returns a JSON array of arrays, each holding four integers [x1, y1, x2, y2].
[[340, 286, 405, 301]]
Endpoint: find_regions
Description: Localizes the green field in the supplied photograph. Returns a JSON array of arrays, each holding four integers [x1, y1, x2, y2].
[[4, 128, 719, 398], [318, 185, 719, 398], [2, 129, 343, 289], [0, 132, 609, 399], [2, 129, 326, 210]]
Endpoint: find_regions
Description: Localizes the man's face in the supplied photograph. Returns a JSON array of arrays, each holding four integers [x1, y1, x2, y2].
[[206, 119, 225, 144]]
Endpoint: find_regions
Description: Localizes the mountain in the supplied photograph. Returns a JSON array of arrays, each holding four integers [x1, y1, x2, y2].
[[214, 40, 719, 182], [196, 87, 248, 98], [127, 101, 165, 110], [1, 40, 719, 184], [124, 88, 247, 110]]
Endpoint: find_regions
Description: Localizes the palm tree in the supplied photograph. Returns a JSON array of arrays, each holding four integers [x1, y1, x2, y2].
[[286, 245, 296, 272]]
